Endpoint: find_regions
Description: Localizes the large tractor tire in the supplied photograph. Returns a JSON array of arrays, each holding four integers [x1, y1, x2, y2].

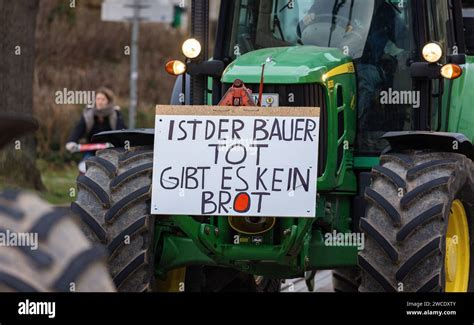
[[0, 190, 115, 292], [359, 151, 474, 292], [72, 147, 156, 292], [332, 268, 361, 292]]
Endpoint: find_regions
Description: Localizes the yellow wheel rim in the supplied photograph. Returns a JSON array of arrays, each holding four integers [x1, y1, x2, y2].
[[445, 200, 470, 292]]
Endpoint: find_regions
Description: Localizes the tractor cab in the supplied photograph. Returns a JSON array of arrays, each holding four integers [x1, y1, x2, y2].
[[210, 0, 465, 155]]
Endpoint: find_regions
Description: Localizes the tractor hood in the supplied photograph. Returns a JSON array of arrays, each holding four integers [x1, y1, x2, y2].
[[221, 46, 353, 85]]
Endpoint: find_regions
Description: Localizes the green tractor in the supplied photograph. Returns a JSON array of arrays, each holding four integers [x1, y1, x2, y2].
[[73, 0, 474, 292]]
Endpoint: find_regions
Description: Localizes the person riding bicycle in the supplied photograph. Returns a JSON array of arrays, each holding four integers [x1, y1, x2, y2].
[[65, 87, 126, 155]]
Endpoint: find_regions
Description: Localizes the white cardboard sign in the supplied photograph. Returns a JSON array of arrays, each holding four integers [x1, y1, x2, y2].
[[151, 106, 320, 218]]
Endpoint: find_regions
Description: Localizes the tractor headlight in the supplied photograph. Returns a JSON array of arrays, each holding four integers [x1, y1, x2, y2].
[[182, 38, 202, 59], [165, 60, 187, 76], [422, 42, 443, 63]]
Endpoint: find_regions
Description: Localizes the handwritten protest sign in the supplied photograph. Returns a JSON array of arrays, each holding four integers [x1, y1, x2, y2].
[[151, 105, 320, 218]]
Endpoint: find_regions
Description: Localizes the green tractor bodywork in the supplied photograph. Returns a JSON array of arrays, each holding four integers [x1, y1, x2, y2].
[[154, 0, 473, 280], [448, 55, 474, 137], [92, 0, 474, 286], [155, 45, 359, 279]]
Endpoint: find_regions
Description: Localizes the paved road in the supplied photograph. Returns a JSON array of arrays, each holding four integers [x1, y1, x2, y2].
[[281, 270, 334, 292]]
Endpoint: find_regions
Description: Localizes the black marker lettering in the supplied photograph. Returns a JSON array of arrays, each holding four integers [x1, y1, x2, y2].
[[221, 167, 232, 190], [232, 119, 244, 139], [236, 166, 249, 191], [168, 120, 175, 140], [305, 119, 316, 142], [188, 120, 203, 140], [160, 167, 179, 190], [201, 192, 217, 214], [218, 119, 229, 140], [225, 144, 247, 165], [253, 119, 268, 141], [256, 167, 268, 191], [205, 120, 216, 140], [293, 168, 310, 192], [208, 144, 223, 164], [250, 144, 268, 166], [177, 120, 187, 140], [294, 119, 305, 141], [185, 168, 198, 189], [251, 192, 271, 213], [219, 191, 231, 213], [272, 168, 284, 192]]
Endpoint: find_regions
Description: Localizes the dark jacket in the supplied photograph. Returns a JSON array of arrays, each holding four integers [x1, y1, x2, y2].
[[67, 109, 126, 143]]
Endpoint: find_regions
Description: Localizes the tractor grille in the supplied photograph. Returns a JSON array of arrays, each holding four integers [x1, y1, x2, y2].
[[222, 83, 328, 177]]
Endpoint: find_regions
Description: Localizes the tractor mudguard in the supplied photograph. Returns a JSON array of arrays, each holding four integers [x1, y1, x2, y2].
[[382, 131, 474, 160], [92, 129, 155, 148], [170, 74, 191, 105]]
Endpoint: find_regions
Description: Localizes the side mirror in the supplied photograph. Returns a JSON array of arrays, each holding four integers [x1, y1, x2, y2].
[[187, 60, 225, 78]]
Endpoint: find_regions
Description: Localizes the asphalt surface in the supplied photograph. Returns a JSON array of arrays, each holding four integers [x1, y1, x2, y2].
[[281, 270, 334, 292]]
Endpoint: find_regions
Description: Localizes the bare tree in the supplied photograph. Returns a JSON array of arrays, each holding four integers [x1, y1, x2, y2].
[[0, 0, 44, 190]]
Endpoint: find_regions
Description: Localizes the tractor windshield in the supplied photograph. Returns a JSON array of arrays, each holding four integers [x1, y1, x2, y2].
[[228, 0, 392, 59]]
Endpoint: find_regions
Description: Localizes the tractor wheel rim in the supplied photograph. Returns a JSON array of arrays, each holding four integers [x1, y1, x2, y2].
[[445, 200, 470, 292]]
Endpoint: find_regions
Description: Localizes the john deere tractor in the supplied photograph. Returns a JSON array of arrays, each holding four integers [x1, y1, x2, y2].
[[73, 0, 474, 292]]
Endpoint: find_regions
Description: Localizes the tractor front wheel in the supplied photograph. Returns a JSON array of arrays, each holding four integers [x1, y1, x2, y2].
[[359, 151, 474, 292], [72, 147, 156, 291]]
